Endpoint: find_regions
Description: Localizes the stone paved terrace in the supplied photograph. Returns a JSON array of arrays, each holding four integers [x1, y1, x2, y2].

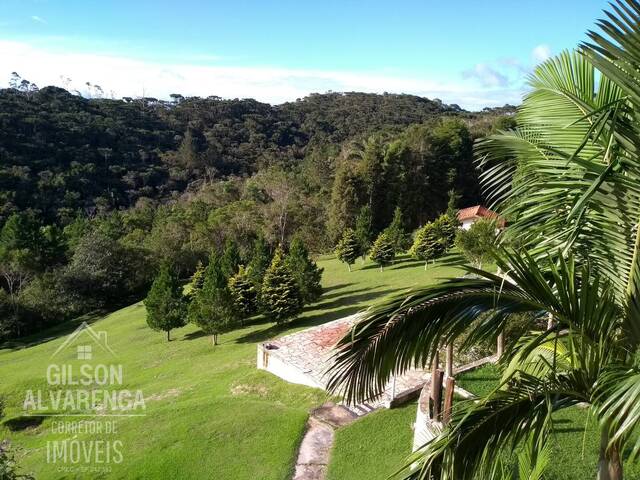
[[257, 314, 431, 410]]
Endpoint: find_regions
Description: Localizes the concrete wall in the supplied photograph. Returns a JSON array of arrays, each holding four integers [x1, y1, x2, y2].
[[256, 344, 325, 389], [412, 386, 443, 452]]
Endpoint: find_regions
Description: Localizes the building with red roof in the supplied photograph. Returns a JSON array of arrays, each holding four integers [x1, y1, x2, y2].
[[457, 205, 505, 230]]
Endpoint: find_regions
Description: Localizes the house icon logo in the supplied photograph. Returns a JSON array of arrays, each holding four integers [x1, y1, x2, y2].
[[51, 322, 116, 359]]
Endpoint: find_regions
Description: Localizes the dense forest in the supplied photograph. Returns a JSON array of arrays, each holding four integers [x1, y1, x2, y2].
[[0, 84, 515, 339]]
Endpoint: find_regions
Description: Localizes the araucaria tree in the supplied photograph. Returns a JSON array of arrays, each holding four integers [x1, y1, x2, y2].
[[335, 229, 360, 271], [369, 231, 395, 271], [286, 237, 323, 304], [144, 263, 186, 341], [188, 252, 238, 346], [329, 3, 640, 479], [228, 265, 258, 320], [261, 248, 302, 324]]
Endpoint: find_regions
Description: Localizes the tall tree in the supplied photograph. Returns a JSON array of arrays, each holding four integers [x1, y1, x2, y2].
[[409, 222, 440, 269], [228, 265, 258, 320], [369, 231, 395, 271], [188, 252, 238, 345], [335, 229, 360, 272], [247, 236, 272, 287], [285, 237, 323, 304], [220, 239, 242, 279], [384, 206, 409, 254], [354, 205, 374, 261], [260, 248, 302, 324], [144, 264, 186, 341]]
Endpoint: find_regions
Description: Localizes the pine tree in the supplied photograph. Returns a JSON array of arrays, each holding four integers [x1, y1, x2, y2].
[[369, 231, 395, 271], [433, 214, 457, 252], [144, 263, 186, 341], [445, 189, 461, 222], [409, 222, 440, 269], [220, 239, 242, 279], [228, 265, 258, 319], [248, 236, 271, 287], [188, 252, 238, 345], [186, 261, 205, 299], [335, 229, 360, 271], [409, 215, 454, 270], [384, 206, 409, 254], [261, 248, 303, 324], [354, 205, 374, 261], [285, 237, 323, 304]]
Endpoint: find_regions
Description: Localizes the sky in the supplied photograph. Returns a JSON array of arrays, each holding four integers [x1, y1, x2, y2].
[[0, 0, 612, 110]]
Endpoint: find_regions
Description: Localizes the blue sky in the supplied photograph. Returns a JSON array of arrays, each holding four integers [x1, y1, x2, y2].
[[0, 0, 611, 109]]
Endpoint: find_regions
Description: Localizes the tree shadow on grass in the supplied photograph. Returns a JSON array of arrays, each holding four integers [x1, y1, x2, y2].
[[0, 309, 109, 352], [235, 287, 406, 344], [4, 415, 44, 431], [302, 286, 383, 311], [321, 283, 352, 294], [234, 305, 364, 345]]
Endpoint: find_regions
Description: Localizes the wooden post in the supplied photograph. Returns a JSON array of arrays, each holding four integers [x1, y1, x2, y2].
[[497, 332, 504, 359], [547, 312, 554, 330], [445, 344, 453, 378], [431, 369, 444, 420], [443, 377, 455, 424]]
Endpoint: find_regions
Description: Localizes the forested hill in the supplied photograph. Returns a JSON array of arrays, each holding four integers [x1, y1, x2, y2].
[[0, 86, 511, 224]]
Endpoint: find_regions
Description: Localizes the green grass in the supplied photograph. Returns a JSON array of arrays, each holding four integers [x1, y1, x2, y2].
[[0, 254, 459, 479], [456, 365, 640, 480], [326, 402, 416, 480]]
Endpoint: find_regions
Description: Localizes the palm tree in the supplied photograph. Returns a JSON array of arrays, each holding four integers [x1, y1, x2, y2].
[[328, 2, 640, 479]]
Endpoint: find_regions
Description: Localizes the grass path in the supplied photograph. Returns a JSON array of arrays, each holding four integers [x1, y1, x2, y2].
[[0, 255, 458, 479]]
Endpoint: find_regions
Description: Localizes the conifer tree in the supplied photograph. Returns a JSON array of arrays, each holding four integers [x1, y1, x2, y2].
[[228, 265, 258, 319], [409, 222, 440, 270], [433, 214, 457, 253], [354, 205, 374, 261], [188, 252, 238, 345], [335, 229, 360, 271], [285, 237, 323, 304], [369, 231, 395, 271], [384, 206, 409, 254], [261, 248, 303, 324], [144, 263, 186, 341], [220, 238, 242, 279], [186, 261, 206, 299], [248, 236, 271, 287]]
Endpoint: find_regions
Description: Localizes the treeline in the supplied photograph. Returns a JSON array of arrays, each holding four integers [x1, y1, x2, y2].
[[0, 84, 514, 340]]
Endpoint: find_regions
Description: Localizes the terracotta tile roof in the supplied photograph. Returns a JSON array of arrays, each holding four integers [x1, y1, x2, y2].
[[457, 205, 505, 227]]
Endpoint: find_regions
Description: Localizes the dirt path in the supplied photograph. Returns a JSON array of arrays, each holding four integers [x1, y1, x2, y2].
[[292, 403, 360, 480]]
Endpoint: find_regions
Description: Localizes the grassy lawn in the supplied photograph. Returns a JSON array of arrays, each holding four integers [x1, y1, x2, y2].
[[0, 254, 459, 479], [326, 402, 416, 480], [458, 365, 640, 479]]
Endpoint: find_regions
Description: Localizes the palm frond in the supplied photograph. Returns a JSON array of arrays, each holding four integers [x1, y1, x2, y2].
[[396, 374, 581, 480]]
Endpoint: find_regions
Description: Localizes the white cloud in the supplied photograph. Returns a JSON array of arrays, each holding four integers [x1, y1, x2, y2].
[[532, 44, 552, 63], [30, 16, 47, 24], [0, 40, 525, 110], [462, 63, 509, 88]]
